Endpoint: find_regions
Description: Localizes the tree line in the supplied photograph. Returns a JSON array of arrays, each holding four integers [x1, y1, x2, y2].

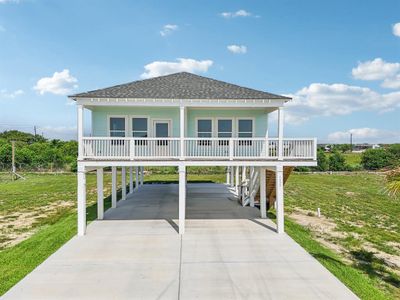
[[0, 130, 77, 171]]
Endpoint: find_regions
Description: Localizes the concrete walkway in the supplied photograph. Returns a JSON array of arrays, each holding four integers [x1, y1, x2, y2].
[[4, 184, 358, 300]]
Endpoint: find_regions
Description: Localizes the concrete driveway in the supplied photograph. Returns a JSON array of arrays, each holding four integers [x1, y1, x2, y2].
[[3, 183, 358, 299]]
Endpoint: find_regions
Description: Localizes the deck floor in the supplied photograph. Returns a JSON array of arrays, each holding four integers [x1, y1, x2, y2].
[[4, 183, 357, 299]]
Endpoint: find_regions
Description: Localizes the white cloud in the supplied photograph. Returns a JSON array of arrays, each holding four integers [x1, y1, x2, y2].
[[34, 69, 78, 95], [0, 89, 24, 99], [140, 58, 213, 79], [284, 83, 400, 124], [382, 74, 400, 89], [328, 128, 400, 143], [393, 23, 400, 37], [352, 58, 400, 81], [220, 9, 252, 18], [227, 45, 247, 54], [160, 24, 178, 37], [352, 58, 400, 89]]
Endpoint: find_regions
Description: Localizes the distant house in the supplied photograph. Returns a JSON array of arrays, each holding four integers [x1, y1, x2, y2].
[[69, 72, 317, 236]]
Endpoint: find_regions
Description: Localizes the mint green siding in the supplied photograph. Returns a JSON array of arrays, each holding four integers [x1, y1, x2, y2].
[[91, 107, 268, 137]]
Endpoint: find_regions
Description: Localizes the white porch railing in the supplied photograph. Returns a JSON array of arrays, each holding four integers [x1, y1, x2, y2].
[[81, 137, 317, 161]]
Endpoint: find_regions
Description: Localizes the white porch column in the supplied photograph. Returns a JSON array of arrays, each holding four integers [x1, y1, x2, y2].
[[111, 166, 117, 208], [226, 167, 230, 184], [278, 107, 284, 160], [230, 166, 234, 187], [129, 167, 133, 194], [178, 165, 186, 234], [180, 106, 185, 160], [97, 168, 104, 220], [135, 166, 139, 190], [77, 166, 86, 236], [121, 167, 126, 200], [235, 166, 240, 193], [249, 167, 255, 207], [140, 166, 144, 185], [276, 165, 284, 233], [260, 167, 267, 218], [77, 105, 84, 160]]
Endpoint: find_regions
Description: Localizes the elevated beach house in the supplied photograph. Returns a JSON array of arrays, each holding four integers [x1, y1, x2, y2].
[[69, 72, 317, 236]]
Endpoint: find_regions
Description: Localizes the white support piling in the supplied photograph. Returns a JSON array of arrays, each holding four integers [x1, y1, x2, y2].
[[226, 167, 230, 185], [235, 166, 240, 194], [249, 167, 255, 207], [260, 167, 267, 218], [111, 166, 117, 208], [178, 165, 186, 234], [230, 166, 234, 187], [140, 166, 144, 186], [96, 168, 104, 220], [121, 166, 126, 200], [77, 169, 86, 236], [129, 166, 133, 194], [135, 166, 139, 191], [276, 165, 284, 233]]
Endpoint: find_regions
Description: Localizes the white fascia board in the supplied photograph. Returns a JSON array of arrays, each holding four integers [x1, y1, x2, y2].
[[74, 97, 286, 108]]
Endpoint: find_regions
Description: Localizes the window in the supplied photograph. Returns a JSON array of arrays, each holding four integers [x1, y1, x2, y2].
[[197, 119, 212, 145], [238, 119, 253, 145], [218, 119, 232, 145], [238, 119, 253, 137], [132, 118, 148, 137], [109, 117, 126, 137], [132, 117, 148, 146]]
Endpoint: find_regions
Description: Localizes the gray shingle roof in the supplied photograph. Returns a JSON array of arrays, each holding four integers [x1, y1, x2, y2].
[[69, 72, 290, 101]]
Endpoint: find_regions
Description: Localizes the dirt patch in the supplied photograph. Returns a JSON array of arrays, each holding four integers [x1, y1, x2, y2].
[[289, 208, 346, 239], [0, 201, 75, 249]]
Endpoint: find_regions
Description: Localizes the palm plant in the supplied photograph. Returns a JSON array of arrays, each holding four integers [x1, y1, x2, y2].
[[386, 168, 400, 197]]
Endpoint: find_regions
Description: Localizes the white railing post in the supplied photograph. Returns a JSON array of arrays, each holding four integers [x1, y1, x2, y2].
[[77, 104, 84, 160], [278, 107, 284, 160], [180, 106, 185, 160], [313, 138, 318, 160], [129, 139, 135, 160], [229, 138, 234, 160]]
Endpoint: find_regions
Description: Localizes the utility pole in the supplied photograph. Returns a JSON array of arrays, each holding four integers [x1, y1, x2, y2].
[[10, 140, 25, 181], [34, 125, 37, 137], [11, 140, 15, 181], [350, 133, 353, 153]]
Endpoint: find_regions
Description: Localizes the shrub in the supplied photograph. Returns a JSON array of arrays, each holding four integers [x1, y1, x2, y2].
[[329, 151, 347, 171], [316, 149, 329, 171], [361, 149, 395, 170]]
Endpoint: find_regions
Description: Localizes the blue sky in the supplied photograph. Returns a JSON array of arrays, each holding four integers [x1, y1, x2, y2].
[[1, 0, 399, 143]]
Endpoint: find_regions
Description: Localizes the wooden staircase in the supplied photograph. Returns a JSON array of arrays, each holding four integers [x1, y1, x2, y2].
[[255, 167, 294, 210]]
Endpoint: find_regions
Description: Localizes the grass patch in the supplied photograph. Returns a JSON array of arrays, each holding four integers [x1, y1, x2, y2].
[[285, 172, 400, 299]]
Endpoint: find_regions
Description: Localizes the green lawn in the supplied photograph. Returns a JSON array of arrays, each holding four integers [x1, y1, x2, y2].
[[0, 171, 399, 299], [284, 173, 400, 299]]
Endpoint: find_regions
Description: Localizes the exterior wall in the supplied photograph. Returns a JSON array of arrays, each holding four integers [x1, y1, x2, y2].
[[91, 106, 268, 137], [91, 106, 180, 137]]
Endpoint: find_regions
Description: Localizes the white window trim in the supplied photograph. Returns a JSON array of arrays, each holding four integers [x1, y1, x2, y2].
[[107, 115, 128, 137], [216, 117, 234, 138], [236, 117, 255, 138], [152, 119, 173, 137], [195, 117, 214, 138], [131, 115, 150, 138]]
